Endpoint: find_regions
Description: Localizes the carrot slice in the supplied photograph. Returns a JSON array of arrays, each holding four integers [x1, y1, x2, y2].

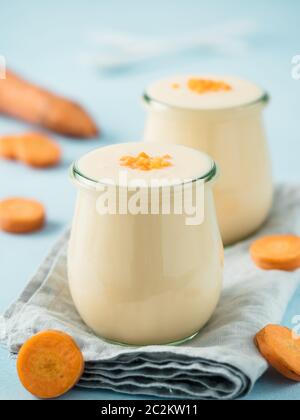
[[0, 135, 18, 159], [0, 198, 45, 234], [17, 330, 84, 399], [255, 325, 300, 382], [250, 235, 300, 271], [15, 132, 61, 168]]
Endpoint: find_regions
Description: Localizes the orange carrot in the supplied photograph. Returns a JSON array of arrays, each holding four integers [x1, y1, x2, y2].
[[17, 330, 84, 399], [0, 135, 17, 159], [0, 198, 45, 234], [250, 235, 300, 271], [15, 132, 61, 168], [255, 325, 300, 382], [0, 70, 99, 138], [0, 132, 61, 168]]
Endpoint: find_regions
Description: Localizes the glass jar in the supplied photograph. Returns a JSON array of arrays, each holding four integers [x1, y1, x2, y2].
[[68, 143, 223, 346], [143, 76, 273, 245]]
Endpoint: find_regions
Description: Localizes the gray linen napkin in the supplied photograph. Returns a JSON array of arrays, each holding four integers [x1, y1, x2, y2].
[[1, 185, 300, 400]]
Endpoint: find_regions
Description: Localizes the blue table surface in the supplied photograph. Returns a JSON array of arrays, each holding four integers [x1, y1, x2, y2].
[[1, 0, 300, 400]]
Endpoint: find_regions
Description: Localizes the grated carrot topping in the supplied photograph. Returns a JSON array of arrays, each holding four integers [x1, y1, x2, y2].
[[120, 152, 173, 171], [187, 78, 232, 95]]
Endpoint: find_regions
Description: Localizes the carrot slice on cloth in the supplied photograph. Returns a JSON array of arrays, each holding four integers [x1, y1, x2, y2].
[[250, 235, 300, 271], [17, 330, 84, 399], [15, 132, 61, 168], [255, 325, 300, 382], [0, 198, 45, 234], [0, 135, 18, 159]]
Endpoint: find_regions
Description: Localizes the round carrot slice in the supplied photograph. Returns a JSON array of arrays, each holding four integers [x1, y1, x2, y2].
[[15, 132, 61, 168], [255, 325, 300, 382], [0, 198, 45, 234], [250, 235, 300, 271], [0, 135, 18, 160], [17, 330, 84, 399]]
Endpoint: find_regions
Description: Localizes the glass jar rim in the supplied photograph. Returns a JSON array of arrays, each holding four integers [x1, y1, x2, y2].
[[143, 91, 270, 113], [70, 160, 218, 191]]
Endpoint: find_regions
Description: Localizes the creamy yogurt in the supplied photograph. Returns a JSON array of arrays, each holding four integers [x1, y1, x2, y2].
[[143, 75, 273, 245], [146, 75, 264, 110], [68, 142, 223, 345]]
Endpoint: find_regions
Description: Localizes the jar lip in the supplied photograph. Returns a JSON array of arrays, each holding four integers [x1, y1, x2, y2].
[[143, 91, 270, 113], [70, 160, 218, 190]]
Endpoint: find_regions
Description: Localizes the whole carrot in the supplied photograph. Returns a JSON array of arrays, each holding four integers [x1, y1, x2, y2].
[[0, 70, 99, 138]]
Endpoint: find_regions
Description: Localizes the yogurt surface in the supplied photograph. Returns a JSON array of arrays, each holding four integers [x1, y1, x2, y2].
[[76, 142, 214, 186], [146, 75, 265, 110]]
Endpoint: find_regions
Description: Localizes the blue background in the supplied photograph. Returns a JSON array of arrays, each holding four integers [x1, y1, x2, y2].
[[0, 0, 300, 400]]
